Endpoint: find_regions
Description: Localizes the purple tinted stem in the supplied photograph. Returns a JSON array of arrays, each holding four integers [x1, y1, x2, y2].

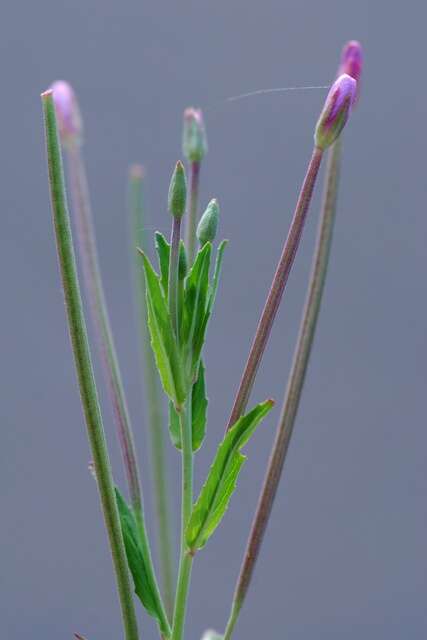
[[66, 144, 142, 510], [224, 141, 341, 640], [226, 146, 323, 431]]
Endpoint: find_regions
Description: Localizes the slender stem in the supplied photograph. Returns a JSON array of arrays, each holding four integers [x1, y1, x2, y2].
[[65, 141, 169, 636], [171, 396, 194, 640], [224, 141, 342, 639], [129, 166, 175, 618], [168, 216, 182, 340], [41, 90, 140, 640], [226, 146, 323, 431], [185, 161, 201, 265], [170, 159, 201, 637], [223, 600, 241, 640], [66, 142, 142, 513]]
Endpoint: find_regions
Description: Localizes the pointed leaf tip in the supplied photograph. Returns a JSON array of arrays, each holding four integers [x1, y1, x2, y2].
[[186, 399, 274, 551]]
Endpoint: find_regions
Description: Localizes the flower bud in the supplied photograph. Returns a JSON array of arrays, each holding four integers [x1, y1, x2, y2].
[[338, 40, 363, 83], [50, 80, 83, 146], [182, 108, 208, 163], [197, 199, 219, 246], [168, 161, 187, 219], [314, 74, 356, 150], [178, 240, 188, 280], [338, 40, 363, 104]]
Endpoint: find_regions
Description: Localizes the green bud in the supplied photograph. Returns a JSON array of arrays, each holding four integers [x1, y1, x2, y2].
[[182, 107, 208, 163], [178, 240, 188, 280], [197, 199, 219, 246], [168, 161, 187, 218]]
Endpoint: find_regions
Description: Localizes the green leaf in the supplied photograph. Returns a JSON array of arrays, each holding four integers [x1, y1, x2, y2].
[[154, 232, 170, 298], [186, 399, 274, 551], [115, 488, 169, 636], [168, 361, 208, 451], [191, 361, 208, 450], [185, 241, 227, 376], [140, 251, 186, 404], [181, 243, 212, 374], [208, 240, 228, 313]]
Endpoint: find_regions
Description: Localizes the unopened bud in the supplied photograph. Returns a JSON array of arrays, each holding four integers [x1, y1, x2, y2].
[[182, 108, 208, 163], [168, 161, 187, 219], [338, 40, 363, 105], [314, 74, 356, 150], [339, 40, 363, 83], [50, 80, 83, 146], [178, 240, 188, 280], [197, 199, 219, 246]]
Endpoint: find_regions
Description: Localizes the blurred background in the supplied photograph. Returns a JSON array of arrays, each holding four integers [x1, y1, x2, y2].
[[1, 1, 426, 638]]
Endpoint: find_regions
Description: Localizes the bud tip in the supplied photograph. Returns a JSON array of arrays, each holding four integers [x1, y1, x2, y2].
[[50, 80, 83, 145], [197, 198, 219, 245], [182, 107, 208, 163], [315, 73, 357, 150], [130, 164, 145, 180], [168, 161, 187, 218], [339, 40, 363, 83]]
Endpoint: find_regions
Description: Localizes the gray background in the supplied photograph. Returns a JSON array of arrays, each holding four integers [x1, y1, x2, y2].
[[1, 1, 426, 638]]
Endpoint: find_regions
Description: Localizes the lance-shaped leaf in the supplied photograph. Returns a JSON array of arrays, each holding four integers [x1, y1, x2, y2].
[[154, 232, 170, 298], [115, 489, 169, 637], [189, 241, 228, 373], [208, 240, 227, 313], [169, 361, 208, 451], [140, 251, 186, 404], [181, 242, 211, 353], [186, 399, 274, 551]]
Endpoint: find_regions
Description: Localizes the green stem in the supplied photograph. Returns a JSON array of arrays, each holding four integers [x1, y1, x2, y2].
[[41, 90, 139, 640], [129, 166, 175, 618], [66, 146, 170, 635], [223, 140, 341, 638], [171, 395, 194, 640], [66, 143, 142, 513], [223, 600, 241, 640], [226, 146, 324, 431], [185, 161, 200, 265]]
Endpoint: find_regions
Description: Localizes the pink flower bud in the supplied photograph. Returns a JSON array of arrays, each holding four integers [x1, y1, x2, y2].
[[338, 40, 363, 83], [338, 40, 363, 104], [314, 74, 357, 150], [50, 80, 83, 146]]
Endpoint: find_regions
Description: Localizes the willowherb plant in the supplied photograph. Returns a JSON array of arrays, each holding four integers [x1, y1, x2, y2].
[[41, 39, 362, 640]]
